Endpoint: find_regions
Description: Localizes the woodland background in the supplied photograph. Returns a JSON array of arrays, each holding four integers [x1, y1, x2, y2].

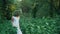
[[0, 0, 60, 34]]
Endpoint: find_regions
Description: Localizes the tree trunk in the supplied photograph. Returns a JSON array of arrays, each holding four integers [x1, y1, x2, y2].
[[50, 0, 53, 17], [32, 3, 38, 18]]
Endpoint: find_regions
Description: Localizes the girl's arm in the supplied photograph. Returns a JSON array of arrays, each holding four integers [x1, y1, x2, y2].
[[11, 17, 14, 22]]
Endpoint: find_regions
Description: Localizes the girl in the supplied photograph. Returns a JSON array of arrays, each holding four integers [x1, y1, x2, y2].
[[11, 11, 22, 34]]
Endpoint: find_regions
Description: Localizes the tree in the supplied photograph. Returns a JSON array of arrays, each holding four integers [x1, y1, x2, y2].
[[32, 2, 39, 18], [1, 0, 20, 20], [49, 0, 54, 17]]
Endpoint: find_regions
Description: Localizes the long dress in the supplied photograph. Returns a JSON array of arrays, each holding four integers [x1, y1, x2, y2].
[[12, 16, 22, 34]]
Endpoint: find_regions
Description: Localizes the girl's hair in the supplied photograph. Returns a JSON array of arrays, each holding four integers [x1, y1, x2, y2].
[[13, 11, 20, 17]]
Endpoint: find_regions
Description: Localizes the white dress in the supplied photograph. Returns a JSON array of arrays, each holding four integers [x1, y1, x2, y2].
[[12, 16, 22, 34]]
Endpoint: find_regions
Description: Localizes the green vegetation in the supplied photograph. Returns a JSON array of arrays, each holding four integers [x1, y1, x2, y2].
[[0, 0, 60, 34], [0, 16, 60, 34], [20, 16, 60, 34]]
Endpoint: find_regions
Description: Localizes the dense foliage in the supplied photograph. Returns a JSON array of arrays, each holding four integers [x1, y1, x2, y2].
[[0, 0, 60, 34], [22, 0, 60, 17], [20, 16, 60, 34], [0, 16, 60, 34]]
